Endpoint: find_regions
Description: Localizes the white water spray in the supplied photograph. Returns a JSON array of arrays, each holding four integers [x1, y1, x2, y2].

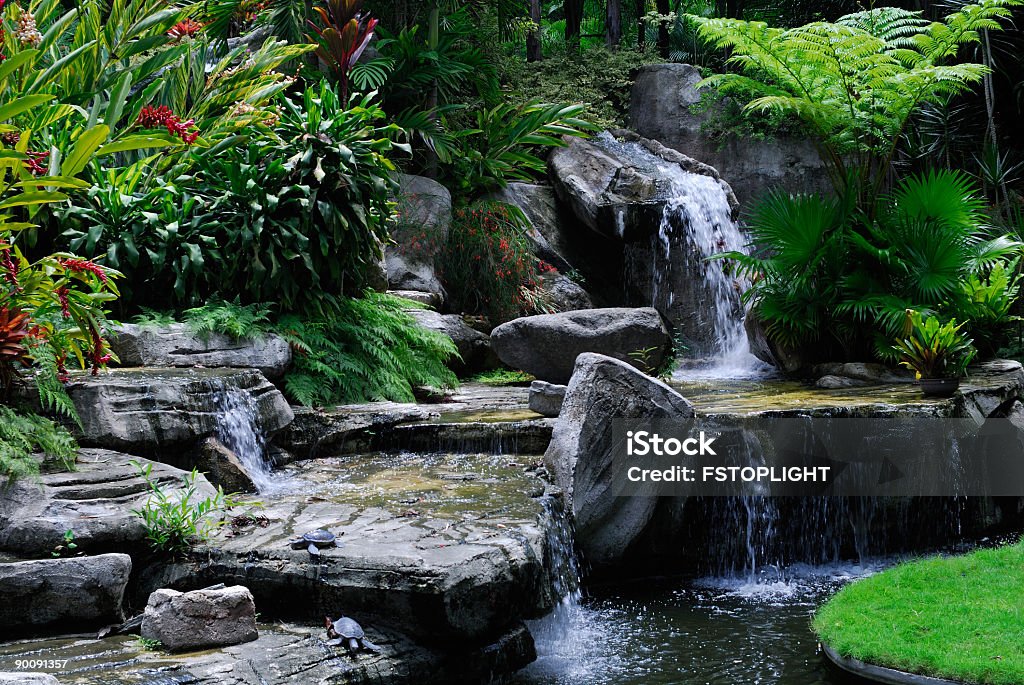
[[214, 388, 277, 493]]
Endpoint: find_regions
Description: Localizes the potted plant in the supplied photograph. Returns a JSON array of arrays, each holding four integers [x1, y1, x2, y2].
[[891, 310, 976, 397]]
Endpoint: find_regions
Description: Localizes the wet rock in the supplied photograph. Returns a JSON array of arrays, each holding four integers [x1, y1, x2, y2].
[[0, 554, 131, 634], [109, 323, 292, 379], [490, 308, 672, 384], [490, 182, 576, 270], [407, 309, 498, 376], [0, 620, 536, 685], [957, 360, 1024, 422], [529, 381, 566, 417], [136, 456, 555, 646], [196, 437, 256, 493], [387, 174, 451, 295], [141, 585, 258, 652], [814, 362, 915, 385], [0, 674, 59, 684], [0, 450, 217, 557], [629, 63, 830, 206], [745, 310, 803, 374], [545, 353, 695, 567], [66, 368, 293, 456]]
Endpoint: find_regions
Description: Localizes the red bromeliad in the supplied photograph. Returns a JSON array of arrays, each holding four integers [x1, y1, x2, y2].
[[167, 18, 204, 40], [59, 257, 109, 284]]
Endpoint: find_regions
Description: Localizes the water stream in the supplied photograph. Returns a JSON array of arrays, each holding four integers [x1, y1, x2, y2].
[[213, 387, 277, 493]]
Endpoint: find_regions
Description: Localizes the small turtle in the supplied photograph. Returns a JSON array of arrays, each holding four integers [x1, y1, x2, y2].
[[325, 615, 381, 656], [289, 528, 341, 557]]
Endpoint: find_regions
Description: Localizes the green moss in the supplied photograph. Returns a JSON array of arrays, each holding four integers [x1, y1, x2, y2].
[[471, 369, 535, 387], [813, 541, 1024, 684]]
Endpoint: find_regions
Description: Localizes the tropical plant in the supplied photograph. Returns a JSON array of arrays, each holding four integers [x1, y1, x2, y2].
[[0, 405, 76, 481], [892, 310, 976, 379], [723, 170, 1022, 362], [689, 2, 1024, 200], [437, 201, 546, 322], [277, 292, 459, 406], [131, 461, 231, 555], [183, 300, 272, 340], [307, 0, 379, 99]]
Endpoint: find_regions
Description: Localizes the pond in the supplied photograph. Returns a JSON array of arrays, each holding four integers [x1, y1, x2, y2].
[[512, 562, 886, 685]]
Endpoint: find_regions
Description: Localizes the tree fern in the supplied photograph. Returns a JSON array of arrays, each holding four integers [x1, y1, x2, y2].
[[0, 406, 77, 481]]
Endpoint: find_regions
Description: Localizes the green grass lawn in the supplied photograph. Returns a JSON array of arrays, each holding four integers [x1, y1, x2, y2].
[[813, 541, 1024, 684]]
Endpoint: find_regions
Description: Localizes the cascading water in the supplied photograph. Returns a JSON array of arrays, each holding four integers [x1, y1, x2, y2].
[[213, 387, 278, 493]]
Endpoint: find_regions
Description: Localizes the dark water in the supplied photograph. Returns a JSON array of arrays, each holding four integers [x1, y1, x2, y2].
[[511, 563, 884, 685]]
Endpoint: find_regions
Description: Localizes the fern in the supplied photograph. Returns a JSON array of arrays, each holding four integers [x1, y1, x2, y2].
[[133, 308, 177, 330], [183, 300, 272, 340], [0, 406, 77, 481], [278, 292, 458, 406], [689, 1, 1023, 195], [25, 339, 82, 427]]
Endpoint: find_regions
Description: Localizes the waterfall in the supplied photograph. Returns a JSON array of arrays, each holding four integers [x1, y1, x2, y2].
[[214, 387, 276, 493]]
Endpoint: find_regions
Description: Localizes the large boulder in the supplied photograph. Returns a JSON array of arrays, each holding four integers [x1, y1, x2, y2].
[[66, 368, 293, 456], [142, 585, 258, 652], [109, 323, 293, 379], [387, 174, 452, 295], [528, 381, 566, 418], [538, 271, 593, 312], [0, 554, 131, 634], [490, 308, 672, 384], [0, 450, 218, 557], [545, 354, 695, 567], [629, 63, 830, 206], [407, 309, 498, 376]]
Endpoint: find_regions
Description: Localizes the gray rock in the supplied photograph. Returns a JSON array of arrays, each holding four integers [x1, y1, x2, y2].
[[538, 271, 593, 312], [0, 554, 131, 634], [744, 310, 803, 374], [0, 450, 218, 557], [529, 381, 566, 418], [490, 308, 672, 384], [629, 63, 831, 206], [0, 674, 60, 684], [387, 174, 452, 295], [545, 354, 695, 567], [110, 323, 292, 380], [816, 375, 870, 389], [66, 368, 293, 456], [196, 437, 256, 493], [142, 585, 258, 652], [491, 182, 574, 270], [814, 363, 916, 386], [407, 309, 498, 376], [389, 289, 443, 309]]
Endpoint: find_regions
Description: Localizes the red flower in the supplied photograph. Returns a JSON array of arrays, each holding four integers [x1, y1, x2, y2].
[[25, 150, 48, 175], [167, 18, 204, 40], [59, 257, 109, 284], [2, 248, 18, 287], [137, 105, 200, 145], [56, 286, 70, 318]]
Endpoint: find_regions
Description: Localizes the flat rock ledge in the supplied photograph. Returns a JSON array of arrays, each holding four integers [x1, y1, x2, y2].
[[822, 643, 967, 685], [66, 367, 293, 456]]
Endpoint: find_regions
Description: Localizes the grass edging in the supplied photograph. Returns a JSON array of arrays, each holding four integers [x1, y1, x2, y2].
[[813, 542, 1024, 685]]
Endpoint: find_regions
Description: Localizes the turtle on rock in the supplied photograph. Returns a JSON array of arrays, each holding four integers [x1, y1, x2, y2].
[[289, 528, 341, 557], [325, 615, 381, 657]]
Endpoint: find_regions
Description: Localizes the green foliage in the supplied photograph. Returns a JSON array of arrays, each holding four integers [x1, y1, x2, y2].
[[499, 45, 662, 129], [471, 368, 534, 386], [891, 310, 976, 379], [689, 2, 1023, 197], [0, 406, 77, 482], [183, 300, 272, 340], [437, 201, 545, 323], [50, 529, 78, 558], [63, 84, 402, 311], [278, 292, 459, 406], [724, 170, 1021, 362], [131, 461, 229, 555]]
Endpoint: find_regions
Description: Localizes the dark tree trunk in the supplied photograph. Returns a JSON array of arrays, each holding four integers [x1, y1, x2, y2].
[[565, 0, 583, 51], [606, 0, 622, 48], [527, 0, 543, 61], [656, 0, 670, 58], [636, 0, 646, 49]]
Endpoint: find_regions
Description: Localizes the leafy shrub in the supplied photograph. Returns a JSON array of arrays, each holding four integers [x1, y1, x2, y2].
[[437, 201, 547, 323], [63, 84, 402, 311], [724, 170, 1021, 362], [131, 461, 230, 555], [0, 406, 77, 482], [892, 311, 976, 380], [278, 292, 458, 406], [499, 44, 663, 129], [471, 369, 535, 386]]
